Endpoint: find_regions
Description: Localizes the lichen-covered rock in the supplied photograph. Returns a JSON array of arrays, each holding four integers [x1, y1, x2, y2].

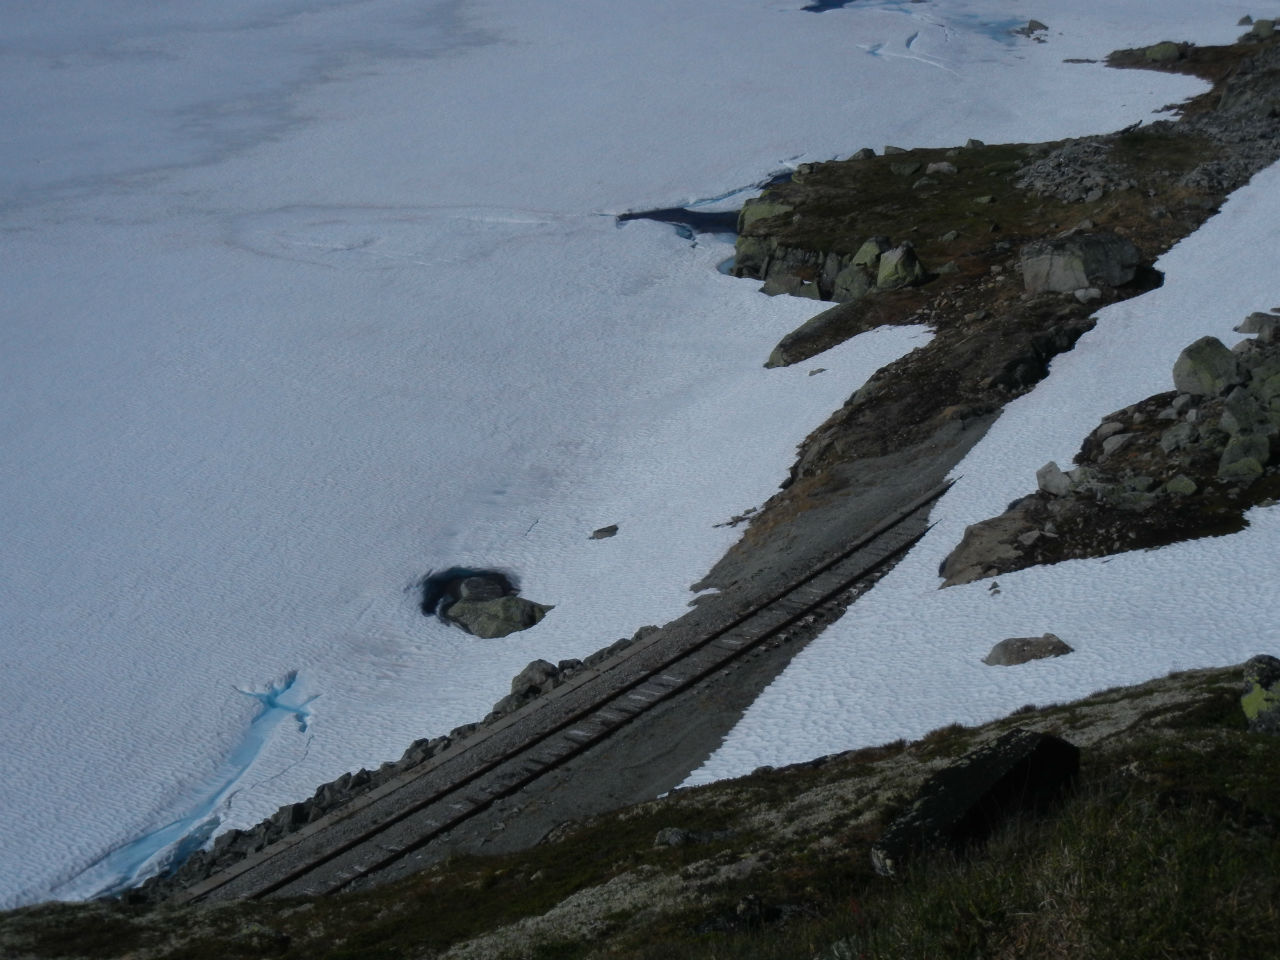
[[1172, 336, 1244, 396], [876, 243, 926, 289], [737, 199, 794, 233], [1241, 655, 1280, 732], [1019, 232, 1140, 293], [1144, 41, 1184, 62], [445, 595, 554, 638]]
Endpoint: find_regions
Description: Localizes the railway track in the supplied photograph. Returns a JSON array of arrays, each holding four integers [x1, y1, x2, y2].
[[176, 480, 952, 904]]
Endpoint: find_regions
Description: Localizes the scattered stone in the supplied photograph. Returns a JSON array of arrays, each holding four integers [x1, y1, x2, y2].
[[1241, 655, 1280, 733], [964, 138, 985, 149], [926, 161, 958, 176], [1164, 474, 1198, 495], [890, 160, 923, 177], [883, 144, 908, 155], [590, 524, 619, 540], [1074, 287, 1102, 303], [871, 729, 1079, 876], [1011, 19, 1049, 37], [1020, 232, 1141, 293], [1251, 19, 1275, 40], [850, 147, 876, 160], [983, 633, 1074, 666]]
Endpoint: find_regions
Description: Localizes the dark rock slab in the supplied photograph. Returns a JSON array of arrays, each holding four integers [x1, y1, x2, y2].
[[871, 728, 1079, 876]]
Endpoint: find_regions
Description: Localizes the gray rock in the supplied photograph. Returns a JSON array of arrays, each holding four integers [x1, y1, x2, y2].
[[890, 160, 923, 177], [1020, 233, 1141, 293], [926, 161, 958, 175], [831, 262, 874, 302], [871, 729, 1079, 876], [883, 144, 908, 155], [1074, 287, 1102, 303], [940, 512, 1030, 586], [964, 138, 985, 149], [1100, 432, 1134, 458], [457, 576, 506, 602], [876, 244, 927, 289], [1172, 336, 1245, 396], [850, 147, 876, 160], [1218, 434, 1269, 478], [1036, 461, 1072, 497], [764, 299, 864, 369], [1251, 19, 1275, 40], [1164, 474, 1198, 495], [1235, 311, 1280, 344], [510, 658, 559, 696], [851, 236, 891, 270], [590, 524, 619, 540], [983, 633, 1074, 666], [444, 595, 554, 638], [1159, 422, 1199, 452]]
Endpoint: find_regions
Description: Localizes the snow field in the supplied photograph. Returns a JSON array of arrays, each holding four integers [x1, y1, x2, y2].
[[0, 0, 1259, 905]]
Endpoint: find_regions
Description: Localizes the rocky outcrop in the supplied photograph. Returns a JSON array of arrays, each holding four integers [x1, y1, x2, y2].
[[871, 729, 1079, 877], [983, 633, 1074, 666], [1019, 232, 1140, 294], [941, 314, 1280, 585]]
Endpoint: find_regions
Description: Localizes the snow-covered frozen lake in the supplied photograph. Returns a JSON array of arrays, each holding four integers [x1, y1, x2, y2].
[[0, 0, 1259, 906]]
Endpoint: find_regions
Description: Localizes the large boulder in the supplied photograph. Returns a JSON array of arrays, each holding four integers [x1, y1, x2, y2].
[[871, 729, 1079, 876], [1020, 232, 1140, 293], [444, 595, 554, 639], [983, 633, 1074, 666], [876, 243, 927, 289], [1172, 336, 1245, 396]]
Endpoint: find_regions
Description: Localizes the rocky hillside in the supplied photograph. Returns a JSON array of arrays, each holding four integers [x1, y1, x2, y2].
[[5, 659, 1280, 959]]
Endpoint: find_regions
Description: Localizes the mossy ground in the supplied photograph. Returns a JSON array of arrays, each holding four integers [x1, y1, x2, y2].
[[5, 666, 1279, 960]]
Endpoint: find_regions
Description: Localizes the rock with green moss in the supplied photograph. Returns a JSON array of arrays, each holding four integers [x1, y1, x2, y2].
[[1144, 41, 1184, 62], [445, 595, 554, 639], [1217, 433, 1270, 477], [1173, 336, 1245, 397], [1241, 655, 1280, 732], [876, 243, 927, 289], [737, 198, 794, 232]]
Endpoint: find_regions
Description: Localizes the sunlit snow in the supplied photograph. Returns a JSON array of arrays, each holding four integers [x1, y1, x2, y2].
[[0, 0, 1260, 906]]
